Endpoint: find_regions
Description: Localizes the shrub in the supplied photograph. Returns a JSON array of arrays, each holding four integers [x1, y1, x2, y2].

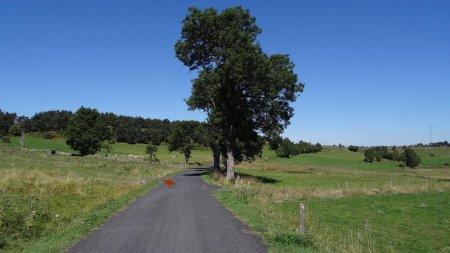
[[276, 138, 299, 158], [8, 124, 21, 136], [348, 145, 359, 152], [444, 163, 449, 166], [399, 163, 406, 169], [1, 136, 11, 143], [404, 148, 421, 168], [364, 148, 376, 163], [272, 233, 314, 248]]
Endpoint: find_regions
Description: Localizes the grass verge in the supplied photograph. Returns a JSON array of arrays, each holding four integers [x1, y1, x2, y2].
[[0, 145, 180, 252], [203, 166, 450, 253]]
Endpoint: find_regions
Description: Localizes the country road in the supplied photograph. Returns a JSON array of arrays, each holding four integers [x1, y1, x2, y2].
[[66, 168, 267, 253]]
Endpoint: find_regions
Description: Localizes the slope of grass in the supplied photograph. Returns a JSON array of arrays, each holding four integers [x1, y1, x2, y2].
[[204, 147, 450, 253], [0, 145, 180, 252], [5, 134, 213, 165]]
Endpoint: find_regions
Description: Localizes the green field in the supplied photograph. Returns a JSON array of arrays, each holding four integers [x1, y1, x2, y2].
[[2, 136, 450, 252], [0, 145, 179, 252], [5, 134, 213, 165], [204, 146, 450, 253]]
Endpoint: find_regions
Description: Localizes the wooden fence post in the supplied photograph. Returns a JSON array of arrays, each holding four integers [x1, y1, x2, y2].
[[299, 200, 305, 235]]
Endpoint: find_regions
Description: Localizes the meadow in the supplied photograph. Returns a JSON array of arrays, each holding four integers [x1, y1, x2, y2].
[[6, 134, 212, 165], [204, 146, 450, 253], [2, 136, 450, 252], [0, 145, 179, 253]]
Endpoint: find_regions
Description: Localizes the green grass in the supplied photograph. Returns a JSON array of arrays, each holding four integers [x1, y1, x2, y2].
[[0, 145, 180, 252], [204, 147, 450, 253], [5, 134, 213, 165], [3, 136, 450, 252]]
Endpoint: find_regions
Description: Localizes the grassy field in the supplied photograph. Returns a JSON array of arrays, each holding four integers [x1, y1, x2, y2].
[[0, 145, 180, 253], [204, 146, 450, 253], [5, 134, 213, 165], [2, 136, 450, 252]]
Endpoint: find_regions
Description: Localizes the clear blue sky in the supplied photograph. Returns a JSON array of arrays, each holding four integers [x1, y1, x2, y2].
[[1, 0, 449, 146]]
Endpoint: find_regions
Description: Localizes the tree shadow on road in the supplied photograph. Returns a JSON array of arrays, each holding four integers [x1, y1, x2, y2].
[[183, 168, 209, 177]]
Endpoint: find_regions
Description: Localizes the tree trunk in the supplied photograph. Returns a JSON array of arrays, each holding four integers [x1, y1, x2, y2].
[[213, 145, 220, 170], [226, 143, 235, 180]]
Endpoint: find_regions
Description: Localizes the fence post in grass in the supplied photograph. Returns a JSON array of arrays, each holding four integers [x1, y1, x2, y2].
[[299, 200, 305, 235], [425, 178, 428, 191]]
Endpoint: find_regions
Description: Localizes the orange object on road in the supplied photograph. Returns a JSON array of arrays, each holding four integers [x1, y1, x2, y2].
[[163, 179, 174, 186]]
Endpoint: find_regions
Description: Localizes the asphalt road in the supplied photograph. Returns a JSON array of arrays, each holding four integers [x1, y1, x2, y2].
[[66, 168, 267, 253]]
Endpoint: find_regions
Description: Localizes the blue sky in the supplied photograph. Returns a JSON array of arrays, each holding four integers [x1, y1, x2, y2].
[[1, 0, 449, 146]]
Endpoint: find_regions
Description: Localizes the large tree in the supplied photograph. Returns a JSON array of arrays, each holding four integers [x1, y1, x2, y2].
[[66, 107, 113, 156], [175, 6, 304, 179]]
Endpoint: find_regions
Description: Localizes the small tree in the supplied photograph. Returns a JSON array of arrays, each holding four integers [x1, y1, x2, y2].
[[145, 144, 158, 162], [404, 148, 421, 168], [364, 148, 376, 163], [65, 107, 113, 156], [168, 121, 202, 165]]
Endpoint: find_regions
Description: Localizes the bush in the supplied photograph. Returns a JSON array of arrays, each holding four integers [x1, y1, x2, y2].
[[272, 233, 314, 248], [404, 148, 421, 168], [276, 138, 299, 158], [1, 136, 11, 143], [444, 163, 449, 166], [8, 124, 21, 136], [364, 148, 376, 163], [399, 163, 406, 169], [348, 145, 359, 152]]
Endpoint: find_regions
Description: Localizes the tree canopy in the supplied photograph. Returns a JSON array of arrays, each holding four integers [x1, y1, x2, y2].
[[168, 121, 205, 164], [65, 107, 113, 156], [175, 6, 304, 179]]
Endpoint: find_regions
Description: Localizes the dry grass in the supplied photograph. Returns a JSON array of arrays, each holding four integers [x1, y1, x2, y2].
[[0, 145, 179, 252]]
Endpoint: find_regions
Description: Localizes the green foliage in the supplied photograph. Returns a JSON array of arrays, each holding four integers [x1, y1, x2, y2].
[[364, 148, 376, 163], [268, 135, 283, 151], [276, 138, 323, 158], [145, 144, 158, 162], [8, 123, 22, 136], [168, 121, 205, 164], [176, 6, 303, 178], [28, 110, 73, 132], [276, 138, 299, 158], [272, 233, 314, 248], [348, 145, 359, 152], [0, 109, 16, 136], [65, 107, 113, 156], [404, 148, 421, 168]]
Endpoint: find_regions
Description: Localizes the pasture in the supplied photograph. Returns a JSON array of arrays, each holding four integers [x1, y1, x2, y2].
[[6, 134, 212, 165], [204, 146, 450, 252], [2, 136, 450, 252]]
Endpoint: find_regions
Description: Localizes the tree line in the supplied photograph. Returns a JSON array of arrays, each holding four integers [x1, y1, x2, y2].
[[0, 109, 174, 145], [358, 145, 421, 168], [269, 136, 323, 158]]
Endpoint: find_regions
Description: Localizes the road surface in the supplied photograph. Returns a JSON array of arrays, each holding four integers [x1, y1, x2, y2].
[[66, 168, 267, 253]]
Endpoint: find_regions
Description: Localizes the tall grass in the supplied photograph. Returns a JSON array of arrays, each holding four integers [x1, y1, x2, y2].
[[204, 147, 450, 253], [0, 145, 179, 252]]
